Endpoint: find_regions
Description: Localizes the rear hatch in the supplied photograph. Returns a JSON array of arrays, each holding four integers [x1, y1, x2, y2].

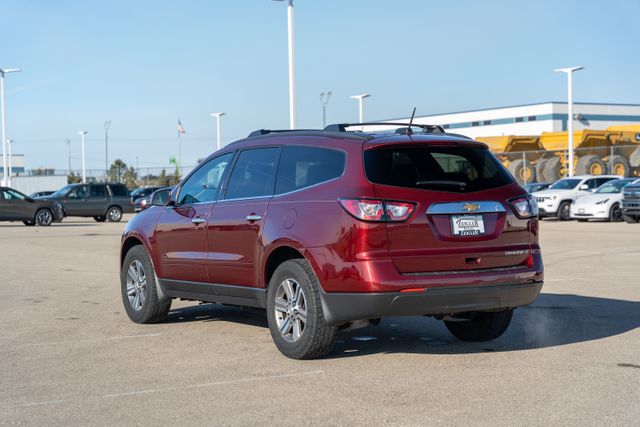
[[364, 139, 531, 274]]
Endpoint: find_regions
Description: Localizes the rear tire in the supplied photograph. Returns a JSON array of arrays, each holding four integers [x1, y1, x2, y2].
[[35, 208, 54, 226], [107, 206, 123, 222], [444, 309, 513, 342], [608, 155, 630, 177], [507, 159, 535, 185], [608, 203, 622, 222], [94, 216, 107, 222], [557, 201, 572, 221], [121, 245, 171, 324], [266, 259, 337, 359], [623, 215, 639, 224], [576, 155, 607, 176], [542, 156, 562, 182]]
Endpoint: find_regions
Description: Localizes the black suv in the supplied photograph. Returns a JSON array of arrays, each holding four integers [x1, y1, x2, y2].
[[0, 187, 65, 226], [621, 182, 640, 223], [47, 183, 134, 222]]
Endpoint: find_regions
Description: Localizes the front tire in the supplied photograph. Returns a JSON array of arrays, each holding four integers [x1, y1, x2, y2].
[[94, 215, 107, 222], [107, 206, 123, 222], [35, 208, 54, 226], [609, 203, 622, 222], [121, 245, 171, 323], [557, 201, 571, 221], [266, 259, 337, 359], [444, 309, 513, 342]]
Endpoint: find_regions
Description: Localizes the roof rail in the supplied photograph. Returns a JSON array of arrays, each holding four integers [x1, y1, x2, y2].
[[324, 122, 446, 134], [247, 129, 320, 138]]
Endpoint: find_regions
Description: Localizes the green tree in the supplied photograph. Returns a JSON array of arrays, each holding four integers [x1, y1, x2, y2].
[[122, 166, 138, 188], [108, 159, 128, 183], [67, 171, 82, 184]]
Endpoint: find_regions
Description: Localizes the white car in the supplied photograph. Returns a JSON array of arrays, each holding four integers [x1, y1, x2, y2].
[[571, 178, 640, 222], [532, 175, 620, 220]]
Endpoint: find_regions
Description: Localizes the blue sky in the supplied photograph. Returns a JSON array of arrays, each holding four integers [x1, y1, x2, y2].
[[2, 0, 639, 170]]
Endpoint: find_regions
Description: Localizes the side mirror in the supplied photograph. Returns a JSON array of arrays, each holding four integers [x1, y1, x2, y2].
[[579, 184, 589, 191], [153, 189, 173, 207]]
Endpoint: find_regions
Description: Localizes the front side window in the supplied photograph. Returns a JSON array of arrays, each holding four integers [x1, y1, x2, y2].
[[275, 146, 345, 194], [549, 179, 580, 190], [69, 185, 89, 198], [178, 152, 233, 204], [224, 148, 279, 200], [364, 145, 513, 193]]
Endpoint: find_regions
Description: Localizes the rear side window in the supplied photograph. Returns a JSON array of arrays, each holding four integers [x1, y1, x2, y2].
[[275, 146, 345, 194], [364, 145, 514, 193], [90, 185, 106, 198], [224, 148, 280, 200], [109, 184, 129, 197]]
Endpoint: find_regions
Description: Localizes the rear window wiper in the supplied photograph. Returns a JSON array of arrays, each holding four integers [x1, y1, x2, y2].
[[415, 180, 468, 188]]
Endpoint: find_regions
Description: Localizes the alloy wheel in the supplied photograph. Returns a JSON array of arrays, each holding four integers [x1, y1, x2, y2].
[[126, 260, 147, 311], [37, 209, 53, 226], [108, 208, 122, 222], [274, 278, 307, 343]]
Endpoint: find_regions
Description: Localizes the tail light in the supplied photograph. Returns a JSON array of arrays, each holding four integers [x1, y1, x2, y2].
[[509, 194, 539, 219], [339, 198, 415, 222]]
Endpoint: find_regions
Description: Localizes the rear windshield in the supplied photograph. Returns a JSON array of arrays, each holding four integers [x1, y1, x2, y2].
[[364, 145, 514, 193]]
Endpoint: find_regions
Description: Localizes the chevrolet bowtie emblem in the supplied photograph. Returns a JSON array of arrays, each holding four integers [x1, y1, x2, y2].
[[462, 203, 481, 212]]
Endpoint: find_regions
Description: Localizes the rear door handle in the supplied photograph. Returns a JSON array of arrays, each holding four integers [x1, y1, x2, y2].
[[192, 217, 206, 225], [245, 215, 262, 221]]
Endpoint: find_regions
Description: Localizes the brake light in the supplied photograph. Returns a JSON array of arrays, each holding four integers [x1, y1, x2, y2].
[[509, 194, 539, 219], [339, 199, 415, 222]]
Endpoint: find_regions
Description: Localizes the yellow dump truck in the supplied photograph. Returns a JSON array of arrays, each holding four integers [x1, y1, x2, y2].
[[478, 125, 640, 184]]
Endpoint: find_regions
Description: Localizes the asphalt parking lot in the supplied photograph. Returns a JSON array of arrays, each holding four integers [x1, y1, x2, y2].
[[0, 217, 638, 425]]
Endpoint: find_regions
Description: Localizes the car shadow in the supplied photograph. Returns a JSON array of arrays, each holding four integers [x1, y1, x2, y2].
[[162, 293, 639, 358]]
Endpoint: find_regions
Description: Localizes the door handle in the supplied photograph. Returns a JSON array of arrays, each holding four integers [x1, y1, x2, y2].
[[191, 217, 206, 225], [245, 214, 262, 222]]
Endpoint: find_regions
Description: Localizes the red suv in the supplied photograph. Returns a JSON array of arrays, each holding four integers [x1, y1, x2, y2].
[[120, 123, 543, 359]]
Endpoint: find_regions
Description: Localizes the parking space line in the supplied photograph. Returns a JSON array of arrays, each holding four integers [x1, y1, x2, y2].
[[4, 370, 325, 409]]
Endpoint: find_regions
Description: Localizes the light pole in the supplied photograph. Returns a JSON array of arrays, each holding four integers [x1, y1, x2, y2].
[[350, 94, 371, 130], [320, 91, 332, 127], [210, 112, 226, 151], [0, 67, 21, 186], [78, 130, 88, 183], [554, 66, 584, 177], [7, 139, 13, 185], [104, 120, 111, 180], [66, 139, 71, 176], [274, 0, 296, 129]]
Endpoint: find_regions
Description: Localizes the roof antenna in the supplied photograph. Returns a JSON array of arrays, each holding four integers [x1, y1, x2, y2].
[[406, 107, 416, 136]]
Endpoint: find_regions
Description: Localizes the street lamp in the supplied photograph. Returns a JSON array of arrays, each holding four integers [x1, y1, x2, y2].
[[350, 93, 371, 130], [7, 139, 13, 186], [104, 120, 111, 179], [273, 0, 296, 129], [209, 112, 226, 151], [0, 67, 21, 186], [320, 91, 332, 128], [78, 130, 88, 183], [554, 66, 584, 177]]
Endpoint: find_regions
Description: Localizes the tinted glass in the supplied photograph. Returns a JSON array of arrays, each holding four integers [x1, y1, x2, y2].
[[69, 185, 89, 198], [549, 179, 580, 190], [51, 185, 75, 198], [364, 145, 513, 193], [90, 185, 106, 198], [225, 148, 279, 199], [109, 184, 129, 197], [3, 189, 26, 200], [275, 146, 345, 194], [178, 153, 233, 204]]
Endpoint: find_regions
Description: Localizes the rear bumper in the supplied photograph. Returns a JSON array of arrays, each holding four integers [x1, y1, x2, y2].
[[320, 281, 543, 325]]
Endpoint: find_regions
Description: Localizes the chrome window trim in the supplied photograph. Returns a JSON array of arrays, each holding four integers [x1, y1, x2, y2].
[[426, 201, 506, 215]]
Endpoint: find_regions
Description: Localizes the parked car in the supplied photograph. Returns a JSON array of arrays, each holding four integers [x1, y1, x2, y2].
[[532, 175, 620, 220], [570, 178, 639, 222], [0, 187, 64, 226], [524, 182, 550, 194], [47, 183, 134, 222], [130, 186, 163, 203], [30, 190, 55, 198], [119, 124, 544, 359], [134, 187, 173, 212], [621, 181, 640, 223]]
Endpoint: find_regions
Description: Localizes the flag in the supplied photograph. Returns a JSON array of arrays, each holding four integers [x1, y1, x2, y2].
[[177, 119, 186, 134]]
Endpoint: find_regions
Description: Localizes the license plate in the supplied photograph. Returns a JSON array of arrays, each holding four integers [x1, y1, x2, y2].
[[451, 215, 485, 236]]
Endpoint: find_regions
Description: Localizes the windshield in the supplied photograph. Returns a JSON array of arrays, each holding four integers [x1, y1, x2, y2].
[[364, 145, 514, 193], [50, 184, 75, 198], [130, 188, 144, 197], [596, 179, 633, 194], [549, 178, 581, 190]]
